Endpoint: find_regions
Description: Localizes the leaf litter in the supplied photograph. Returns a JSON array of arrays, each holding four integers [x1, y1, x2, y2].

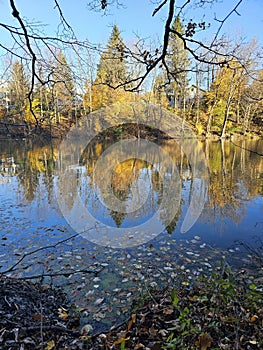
[[0, 232, 262, 349], [2, 260, 262, 349]]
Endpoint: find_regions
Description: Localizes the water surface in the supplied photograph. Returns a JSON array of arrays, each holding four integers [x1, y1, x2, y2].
[[0, 136, 262, 330]]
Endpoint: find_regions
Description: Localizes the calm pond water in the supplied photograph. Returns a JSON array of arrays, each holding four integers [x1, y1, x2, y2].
[[0, 135, 262, 331]]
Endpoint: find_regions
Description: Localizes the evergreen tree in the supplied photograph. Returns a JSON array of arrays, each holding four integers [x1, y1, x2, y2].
[[97, 25, 128, 86], [84, 25, 131, 111], [8, 61, 29, 121], [109, 209, 126, 228], [51, 51, 75, 122], [165, 16, 190, 111], [152, 74, 168, 106]]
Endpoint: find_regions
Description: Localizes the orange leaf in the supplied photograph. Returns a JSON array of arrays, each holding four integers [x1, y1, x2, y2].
[[250, 315, 258, 323]]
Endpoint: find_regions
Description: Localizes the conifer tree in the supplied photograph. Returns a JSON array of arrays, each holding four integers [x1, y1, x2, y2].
[[8, 61, 30, 121], [51, 51, 75, 122], [97, 25, 128, 87], [84, 25, 130, 111], [152, 74, 168, 106], [165, 16, 190, 111]]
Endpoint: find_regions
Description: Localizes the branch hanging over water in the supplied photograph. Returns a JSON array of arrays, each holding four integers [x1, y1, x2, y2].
[[1, 225, 101, 275], [230, 140, 263, 157]]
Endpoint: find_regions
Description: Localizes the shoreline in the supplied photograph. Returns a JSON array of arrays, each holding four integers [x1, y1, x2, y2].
[[1, 261, 262, 349]]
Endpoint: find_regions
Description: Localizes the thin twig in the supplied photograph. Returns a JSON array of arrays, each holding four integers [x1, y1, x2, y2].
[[1, 223, 103, 275], [212, 0, 243, 46], [40, 300, 44, 350], [21, 325, 80, 335], [15, 267, 104, 280], [152, 0, 168, 17], [1, 232, 80, 274]]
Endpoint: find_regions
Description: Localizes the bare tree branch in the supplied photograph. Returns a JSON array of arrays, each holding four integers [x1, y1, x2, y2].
[[1, 0, 259, 124], [152, 0, 168, 17], [10, 0, 40, 125], [53, 0, 72, 31], [1, 220, 101, 273], [212, 0, 243, 46]]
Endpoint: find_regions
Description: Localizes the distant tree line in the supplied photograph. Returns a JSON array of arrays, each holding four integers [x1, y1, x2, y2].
[[0, 19, 262, 138]]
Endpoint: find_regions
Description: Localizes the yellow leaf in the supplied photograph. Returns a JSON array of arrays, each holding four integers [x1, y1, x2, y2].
[[58, 307, 69, 319], [182, 281, 189, 286], [132, 313, 136, 323], [250, 315, 258, 323], [114, 337, 130, 345], [79, 335, 91, 341], [45, 340, 55, 350]]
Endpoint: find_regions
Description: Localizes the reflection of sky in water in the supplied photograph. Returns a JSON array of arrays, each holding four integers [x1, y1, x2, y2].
[[0, 176, 73, 247], [178, 181, 263, 248], [0, 168, 262, 251]]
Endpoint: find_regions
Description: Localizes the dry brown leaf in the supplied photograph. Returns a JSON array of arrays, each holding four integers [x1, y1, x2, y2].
[[127, 319, 133, 331], [127, 313, 137, 331], [148, 326, 158, 337], [32, 313, 43, 322], [163, 307, 174, 315], [195, 332, 212, 350]]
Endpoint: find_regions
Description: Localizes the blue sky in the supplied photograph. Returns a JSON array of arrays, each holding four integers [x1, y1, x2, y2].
[[0, 0, 262, 48]]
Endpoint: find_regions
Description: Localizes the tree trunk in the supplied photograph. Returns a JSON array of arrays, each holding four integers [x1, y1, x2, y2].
[[221, 99, 231, 138], [206, 87, 219, 137], [195, 66, 200, 126]]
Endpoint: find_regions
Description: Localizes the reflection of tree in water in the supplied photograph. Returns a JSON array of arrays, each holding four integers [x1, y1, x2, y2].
[[205, 141, 244, 224], [82, 138, 180, 228], [109, 159, 156, 225], [239, 139, 263, 197], [111, 159, 138, 201], [109, 210, 126, 227], [18, 164, 39, 202], [152, 169, 162, 192], [111, 159, 153, 198], [0, 140, 57, 202], [1, 134, 262, 237], [82, 136, 204, 233], [204, 139, 263, 225], [165, 210, 181, 234], [20, 145, 57, 202], [158, 170, 182, 231], [109, 158, 184, 230]]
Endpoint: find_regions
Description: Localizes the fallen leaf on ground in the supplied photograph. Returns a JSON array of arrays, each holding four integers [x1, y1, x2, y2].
[[114, 336, 130, 345], [45, 340, 55, 350], [195, 332, 212, 350]]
